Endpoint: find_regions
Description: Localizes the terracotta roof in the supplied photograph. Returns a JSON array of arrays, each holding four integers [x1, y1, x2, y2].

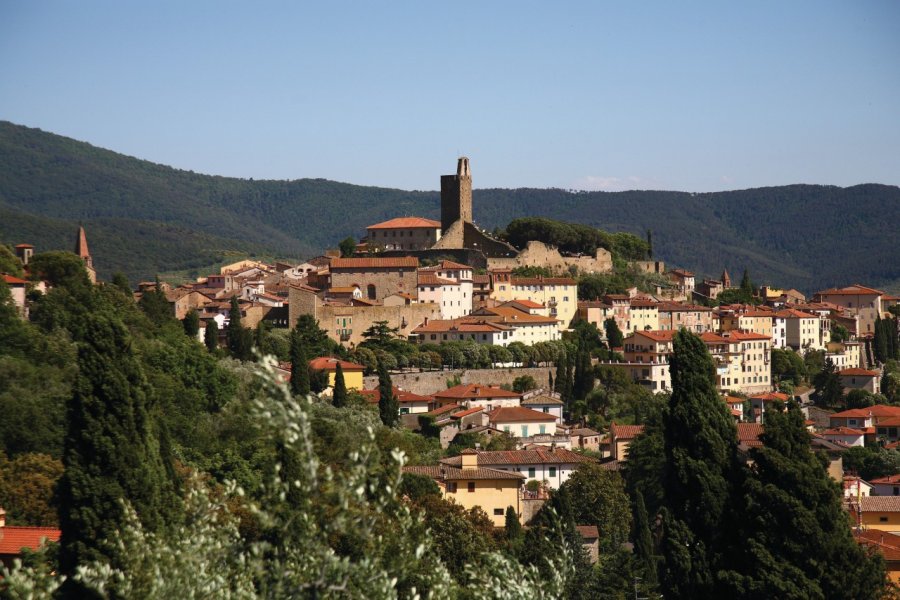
[[328, 286, 360, 293], [424, 403, 464, 417], [330, 257, 419, 269], [569, 427, 600, 437], [736, 423, 765, 447], [723, 330, 772, 341], [2, 274, 28, 284], [668, 268, 695, 277], [871, 475, 900, 484], [412, 319, 514, 334], [440, 448, 596, 466], [418, 273, 458, 286], [875, 417, 900, 427], [750, 392, 790, 403], [507, 299, 544, 309], [839, 368, 879, 377], [487, 406, 557, 423], [473, 274, 490, 284], [610, 422, 645, 440], [435, 384, 522, 400], [831, 405, 900, 420], [403, 465, 525, 481], [774, 309, 819, 319], [359, 386, 433, 404], [859, 496, 900, 512], [13, 243, 34, 248], [854, 529, 900, 561], [822, 427, 866, 436], [367, 217, 441, 229], [419, 260, 472, 270], [473, 306, 559, 324], [307, 356, 366, 371], [630, 299, 658, 308], [509, 276, 577, 286], [450, 406, 484, 418], [0, 526, 61, 555], [521, 394, 565, 406], [576, 525, 599, 540], [816, 284, 886, 296], [631, 330, 677, 343]]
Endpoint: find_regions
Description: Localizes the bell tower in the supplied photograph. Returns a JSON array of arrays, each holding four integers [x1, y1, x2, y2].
[[440, 157, 472, 232]]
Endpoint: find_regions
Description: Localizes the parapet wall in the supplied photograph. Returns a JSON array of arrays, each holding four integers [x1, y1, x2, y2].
[[363, 365, 554, 396], [486, 240, 613, 275]]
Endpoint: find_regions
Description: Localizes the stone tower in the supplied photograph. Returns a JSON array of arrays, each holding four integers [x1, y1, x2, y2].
[[440, 157, 472, 232], [74, 225, 97, 283]]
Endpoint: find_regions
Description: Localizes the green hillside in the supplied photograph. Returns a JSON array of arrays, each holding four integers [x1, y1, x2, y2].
[[1, 120, 898, 292]]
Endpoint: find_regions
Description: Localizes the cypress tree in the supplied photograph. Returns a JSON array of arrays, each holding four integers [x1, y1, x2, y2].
[[227, 296, 253, 361], [740, 269, 753, 296], [728, 402, 885, 598], [57, 312, 178, 594], [138, 276, 173, 327], [632, 489, 658, 587], [183, 308, 200, 338], [646, 229, 653, 259], [289, 330, 310, 396], [378, 363, 398, 427], [204, 320, 218, 351], [554, 352, 567, 397], [548, 370, 554, 391], [604, 317, 624, 349], [874, 317, 888, 364], [504, 505, 523, 551], [255, 318, 268, 351], [332, 362, 348, 408], [573, 347, 594, 400], [660, 329, 739, 597], [814, 358, 843, 408]]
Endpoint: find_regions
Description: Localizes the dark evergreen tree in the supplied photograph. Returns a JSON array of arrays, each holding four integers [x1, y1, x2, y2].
[[660, 329, 739, 597], [255, 318, 268, 351], [726, 402, 885, 598], [740, 268, 753, 296], [646, 229, 653, 259], [182, 308, 200, 338], [632, 489, 658, 588], [332, 362, 348, 408], [226, 296, 252, 361], [289, 329, 310, 396], [378, 363, 398, 427], [548, 370, 553, 391], [110, 272, 131, 295], [338, 236, 356, 258], [294, 314, 333, 359], [813, 358, 843, 408], [554, 352, 567, 397], [604, 317, 624, 349], [572, 347, 594, 401], [204, 320, 218, 352], [137, 276, 172, 327], [874, 316, 888, 364], [57, 312, 178, 595], [504, 505, 523, 553]]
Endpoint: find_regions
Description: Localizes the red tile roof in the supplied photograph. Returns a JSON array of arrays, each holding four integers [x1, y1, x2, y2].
[[507, 299, 544, 309], [424, 403, 464, 417], [822, 427, 866, 436], [816, 284, 886, 296], [854, 529, 900, 561], [435, 384, 522, 400], [874, 417, 900, 427], [870, 474, 900, 484], [419, 260, 472, 270], [750, 392, 790, 403], [450, 406, 484, 419], [610, 422, 645, 440], [474, 306, 559, 324], [736, 423, 765, 447], [487, 406, 556, 423], [631, 330, 677, 343], [576, 525, 600, 540], [509, 276, 577, 286], [330, 257, 419, 269], [412, 319, 514, 334], [13, 243, 34, 249], [367, 217, 441, 229], [403, 464, 525, 481], [1, 274, 28, 285], [417, 273, 458, 286], [0, 526, 61, 555], [359, 386, 433, 404], [723, 330, 772, 341], [774, 309, 819, 319], [307, 356, 366, 371], [839, 368, 879, 377], [440, 448, 596, 466], [858, 496, 900, 512]]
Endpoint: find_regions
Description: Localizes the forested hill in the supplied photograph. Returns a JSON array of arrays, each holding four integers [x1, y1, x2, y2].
[[1, 120, 898, 292]]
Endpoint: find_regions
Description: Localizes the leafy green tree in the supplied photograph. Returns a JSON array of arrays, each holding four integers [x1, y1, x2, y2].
[[182, 309, 200, 338], [360, 320, 399, 349], [110, 272, 131, 295], [138, 277, 173, 327], [660, 329, 739, 597], [226, 296, 252, 361], [844, 446, 900, 480], [377, 363, 398, 427], [604, 317, 624, 349], [203, 320, 218, 351], [0, 451, 63, 526], [332, 362, 348, 408], [563, 463, 631, 554], [289, 329, 310, 396], [846, 388, 875, 409], [727, 402, 885, 598], [338, 235, 356, 257], [57, 311, 179, 595], [830, 322, 850, 343], [512, 375, 537, 393], [0, 244, 24, 277]]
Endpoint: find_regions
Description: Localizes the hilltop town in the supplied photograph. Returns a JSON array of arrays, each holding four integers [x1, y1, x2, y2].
[[2, 158, 900, 597]]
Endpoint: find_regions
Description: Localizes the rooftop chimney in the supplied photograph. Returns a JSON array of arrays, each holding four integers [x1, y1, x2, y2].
[[0, 507, 6, 528], [460, 448, 479, 469]]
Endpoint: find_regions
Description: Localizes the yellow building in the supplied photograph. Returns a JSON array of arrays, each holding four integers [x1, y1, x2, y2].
[[718, 309, 773, 339], [307, 357, 365, 390], [628, 298, 659, 333], [403, 449, 525, 526], [490, 270, 578, 331], [853, 497, 900, 533]]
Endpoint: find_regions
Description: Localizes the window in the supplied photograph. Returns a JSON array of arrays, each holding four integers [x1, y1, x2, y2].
[[549, 467, 557, 477], [539, 425, 546, 434], [528, 467, 536, 478], [881, 516, 889, 523], [447, 482, 457, 493], [494, 508, 504, 516], [467, 482, 475, 493], [521, 425, 529, 437]]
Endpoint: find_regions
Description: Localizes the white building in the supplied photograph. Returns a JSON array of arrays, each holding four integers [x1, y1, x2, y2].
[[439, 448, 597, 490]]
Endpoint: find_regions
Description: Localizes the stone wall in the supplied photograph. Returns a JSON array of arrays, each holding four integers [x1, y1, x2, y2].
[[486, 240, 613, 274], [330, 267, 418, 301], [362, 365, 554, 396]]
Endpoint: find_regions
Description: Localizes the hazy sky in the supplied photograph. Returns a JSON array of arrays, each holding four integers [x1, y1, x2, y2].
[[2, 1, 898, 192]]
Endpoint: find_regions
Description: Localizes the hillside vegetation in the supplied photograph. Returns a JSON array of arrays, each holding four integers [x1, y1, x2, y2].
[[1, 121, 898, 292]]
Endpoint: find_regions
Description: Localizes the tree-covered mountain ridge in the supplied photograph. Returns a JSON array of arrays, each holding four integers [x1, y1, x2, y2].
[[1, 120, 898, 293]]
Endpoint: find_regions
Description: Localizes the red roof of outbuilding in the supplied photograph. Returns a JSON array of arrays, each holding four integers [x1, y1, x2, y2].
[[307, 356, 366, 371], [839, 368, 879, 377], [2, 274, 28, 285], [0, 526, 61, 555]]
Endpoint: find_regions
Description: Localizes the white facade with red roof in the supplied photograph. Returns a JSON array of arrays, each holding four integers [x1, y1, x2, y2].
[[439, 448, 596, 490], [2, 274, 28, 316], [434, 384, 523, 410], [417, 260, 473, 320], [839, 368, 881, 394], [821, 426, 866, 447], [870, 475, 900, 497], [487, 406, 557, 438], [814, 284, 885, 336]]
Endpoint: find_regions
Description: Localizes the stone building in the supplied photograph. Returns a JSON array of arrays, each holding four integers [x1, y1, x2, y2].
[[74, 226, 97, 283], [329, 256, 419, 301], [366, 217, 442, 251]]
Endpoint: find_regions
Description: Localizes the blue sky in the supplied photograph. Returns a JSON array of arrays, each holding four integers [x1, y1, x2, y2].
[[1, 1, 898, 192]]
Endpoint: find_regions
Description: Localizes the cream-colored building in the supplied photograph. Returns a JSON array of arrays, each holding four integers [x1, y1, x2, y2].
[[366, 217, 442, 251], [657, 302, 714, 333], [814, 284, 885, 336], [403, 450, 524, 526], [487, 406, 558, 438], [826, 342, 862, 370], [629, 298, 659, 333], [440, 448, 596, 491], [776, 309, 827, 351], [490, 270, 577, 331], [718, 308, 773, 339], [417, 261, 474, 320]]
